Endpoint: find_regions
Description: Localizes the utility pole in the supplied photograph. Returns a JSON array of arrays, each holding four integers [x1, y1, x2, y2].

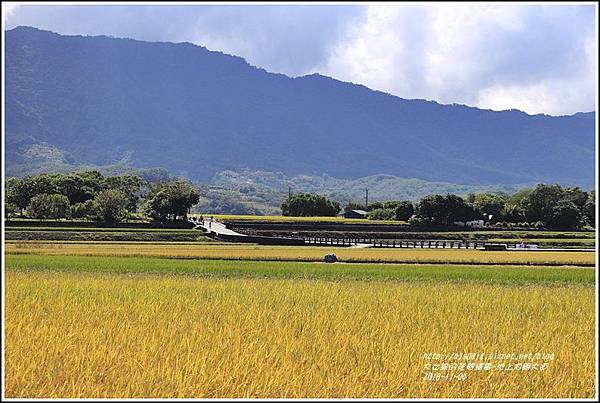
[[288, 185, 292, 199], [365, 189, 369, 209]]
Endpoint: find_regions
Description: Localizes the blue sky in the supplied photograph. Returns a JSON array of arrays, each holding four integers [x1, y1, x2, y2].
[[3, 2, 597, 116]]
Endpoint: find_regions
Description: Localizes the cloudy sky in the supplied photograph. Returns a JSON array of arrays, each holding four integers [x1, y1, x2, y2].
[[3, 2, 597, 116]]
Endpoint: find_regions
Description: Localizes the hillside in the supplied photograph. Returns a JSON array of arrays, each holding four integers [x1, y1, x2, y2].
[[5, 26, 596, 186], [195, 169, 533, 215]]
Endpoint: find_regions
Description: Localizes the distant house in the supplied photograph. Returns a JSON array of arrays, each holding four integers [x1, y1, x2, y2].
[[342, 209, 368, 219]]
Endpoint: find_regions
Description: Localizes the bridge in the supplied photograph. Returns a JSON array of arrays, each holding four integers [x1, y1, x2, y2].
[[193, 218, 485, 249], [194, 218, 304, 245], [191, 218, 595, 252]]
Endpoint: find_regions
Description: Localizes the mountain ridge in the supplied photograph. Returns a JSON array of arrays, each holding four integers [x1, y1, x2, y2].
[[5, 26, 596, 186], [10, 26, 591, 118]]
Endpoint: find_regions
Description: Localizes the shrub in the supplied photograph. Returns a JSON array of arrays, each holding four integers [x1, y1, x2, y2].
[[5, 202, 18, 218], [368, 208, 395, 221], [408, 216, 433, 227]]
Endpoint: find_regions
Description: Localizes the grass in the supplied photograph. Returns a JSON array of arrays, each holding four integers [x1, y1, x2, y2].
[[436, 231, 595, 238], [487, 238, 595, 245], [5, 225, 209, 242], [5, 240, 227, 245], [6, 242, 595, 266], [4, 226, 201, 232], [5, 254, 595, 286], [6, 217, 150, 224], [5, 269, 595, 398], [5, 230, 210, 242]]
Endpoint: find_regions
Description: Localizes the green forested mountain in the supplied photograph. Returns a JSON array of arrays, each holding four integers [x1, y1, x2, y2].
[[5, 26, 595, 187]]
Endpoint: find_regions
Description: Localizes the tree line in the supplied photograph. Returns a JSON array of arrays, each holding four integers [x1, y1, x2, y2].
[[281, 193, 340, 217], [5, 171, 200, 224], [282, 184, 595, 229]]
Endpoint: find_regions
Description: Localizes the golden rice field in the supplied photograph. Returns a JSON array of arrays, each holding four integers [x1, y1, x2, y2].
[[5, 241, 595, 266], [5, 270, 595, 398]]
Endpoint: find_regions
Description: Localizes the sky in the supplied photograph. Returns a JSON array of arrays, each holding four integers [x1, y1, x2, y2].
[[3, 2, 597, 116]]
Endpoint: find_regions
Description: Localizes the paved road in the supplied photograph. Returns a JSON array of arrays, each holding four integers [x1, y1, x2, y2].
[[194, 219, 247, 237]]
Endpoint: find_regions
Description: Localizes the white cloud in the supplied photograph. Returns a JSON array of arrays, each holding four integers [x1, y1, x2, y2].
[[319, 4, 597, 115], [2, 3, 19, 22]]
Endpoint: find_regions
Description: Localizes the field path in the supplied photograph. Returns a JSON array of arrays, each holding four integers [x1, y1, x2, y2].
[[196, 219, 247, 237]]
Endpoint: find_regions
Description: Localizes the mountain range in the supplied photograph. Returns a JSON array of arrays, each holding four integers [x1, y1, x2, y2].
[[5, 26, 596, 187]]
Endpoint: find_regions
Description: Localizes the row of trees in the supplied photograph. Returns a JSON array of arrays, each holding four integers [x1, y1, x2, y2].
[[362, 184, 595, 229], [282, 184, 595, 229], [5, 171, 200, 224], [281, 193, 340, 217]]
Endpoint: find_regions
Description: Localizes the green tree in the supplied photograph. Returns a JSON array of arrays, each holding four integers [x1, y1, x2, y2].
[[563, 187, 589, 212], [584, 190, 595, 227], [502, 188, 531, 223], [145, 180, 200, 221], [546, 200, 583, 229], [520, 184, 565, 224], [53, 173, 96, 205], [5, 202, 18, 218], [105, 175, 146, 212], [70, 200, 96, 219], [381, 200, 404, 210], [472, 193, 506, 222], [502, 205, 524, 223], [415, 195, 447, 225], [393, 201, 414, 221], [281, 193, 340, 217], [368, 208, 395, 220], [366, 201, 383, 211], [90, 189, 129, 224], [78, 170, 107, 193], [415, 194, 479, 226], [445, 194, 480, 223], [5, 177, 31, 215], [26, 174, 58, 197], [408, 215, 434, 227], [28, 193, 70, 220]]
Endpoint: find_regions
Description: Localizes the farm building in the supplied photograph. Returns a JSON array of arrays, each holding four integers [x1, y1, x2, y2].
[[342, 209, 368, 219]]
